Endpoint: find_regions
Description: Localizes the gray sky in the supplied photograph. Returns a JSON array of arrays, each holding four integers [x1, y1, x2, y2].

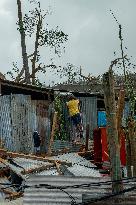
[[0, 0, 136, 85]]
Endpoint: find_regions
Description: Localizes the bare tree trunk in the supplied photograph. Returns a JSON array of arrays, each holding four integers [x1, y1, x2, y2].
[[126, 128, 132, 177], [103, 69, 123, 193], [32, 13, 41, 84], [116, 89, 125, 140], [17, 0, 30, 84]]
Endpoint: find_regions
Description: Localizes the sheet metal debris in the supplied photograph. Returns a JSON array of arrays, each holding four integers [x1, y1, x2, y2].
[[23, 175, 109, 205], [0, 150, 103, 205], [51, 152, 96, 167]]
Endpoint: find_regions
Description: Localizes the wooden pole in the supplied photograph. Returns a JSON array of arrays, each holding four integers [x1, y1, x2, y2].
[[103, 69, 123, 193], [47, 112, 58, 156], [116, 89, 125, 140], [85, 124, 89, 151], [127, 119, 136, 177]]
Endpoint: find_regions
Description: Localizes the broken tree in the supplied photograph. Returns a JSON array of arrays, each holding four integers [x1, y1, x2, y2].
[[17, 0, 30, 84], [103, 68, 123, 193]]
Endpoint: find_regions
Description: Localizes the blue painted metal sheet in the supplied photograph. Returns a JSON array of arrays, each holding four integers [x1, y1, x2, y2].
[[97, 111, 107, 127]]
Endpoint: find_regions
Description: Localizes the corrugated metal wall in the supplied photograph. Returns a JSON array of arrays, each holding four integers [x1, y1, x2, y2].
[[11, 94, 33, 153], [0, 94, 97, 153], [79, 96, 97, 138], [0, 94, 50, 154], [0, 95, 12, 150]]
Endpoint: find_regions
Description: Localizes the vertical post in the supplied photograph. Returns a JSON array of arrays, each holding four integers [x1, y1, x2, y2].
[[116, 89, 125, 139], [103, 69, 123, 193], [127, 119, 136, 177], [85, 124, 89, 151], [47, 112, 57, 156], [0, 81, 2, 95]]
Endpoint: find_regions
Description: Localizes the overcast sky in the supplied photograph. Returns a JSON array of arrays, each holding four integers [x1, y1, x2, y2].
[[0, 0, 136, 85]]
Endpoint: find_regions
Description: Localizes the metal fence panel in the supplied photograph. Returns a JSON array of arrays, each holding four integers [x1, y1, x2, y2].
[[79, 96, 97, 138], [11, 94, 33, 153], [0, 95, 12, 150]]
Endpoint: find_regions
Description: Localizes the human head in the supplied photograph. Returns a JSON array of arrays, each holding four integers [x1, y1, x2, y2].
[[67, 94, 77, 101]]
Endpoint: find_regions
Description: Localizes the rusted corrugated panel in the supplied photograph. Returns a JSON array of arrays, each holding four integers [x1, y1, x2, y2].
[[0, 94, 51, 154], [31, 100, 51, 153]]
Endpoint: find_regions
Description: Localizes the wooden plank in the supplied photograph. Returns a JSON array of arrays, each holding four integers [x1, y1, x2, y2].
[[54, 161, 63, 175], [21, 163, 54, 175], [5, 192, 23, 200], [0, 167, 9, 177], [0, 149, 72, 166], [85, 124, 90, 151], [0, 81, 1, 95], [0, 157, 8, 166]]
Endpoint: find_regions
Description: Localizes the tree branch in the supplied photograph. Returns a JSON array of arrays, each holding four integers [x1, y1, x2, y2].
[[15, 67, 25, 82]]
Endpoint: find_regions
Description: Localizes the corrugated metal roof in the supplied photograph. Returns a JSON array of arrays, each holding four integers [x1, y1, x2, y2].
[[0, 198, 23, 205], [51, 140, 81, 153], [51, 153, 96, 168], [35, 169, 59, 176], [0, 178, 8, 201], [13, 157, 51, 171], [4, 158, 53, 180], [23, 175, 110, 205], [9, 153, 100, 178], [67, 164, 101, 177]]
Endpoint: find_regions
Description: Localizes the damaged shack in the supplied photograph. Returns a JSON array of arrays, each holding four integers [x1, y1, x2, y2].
[[0, 78, 54, 154], [0, 78, 135, 205]]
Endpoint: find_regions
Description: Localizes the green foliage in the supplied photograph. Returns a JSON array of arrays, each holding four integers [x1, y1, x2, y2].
[[22, 1, 68, 55], [110, 10, 136, 118], [54, 95, 67, 141], [55, 63, 82, 84], [7, 0, 68, 85]]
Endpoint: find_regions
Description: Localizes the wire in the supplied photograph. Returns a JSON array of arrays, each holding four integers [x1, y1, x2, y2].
[[7, 158, 25, 171], [76, 185, 136, 205], [0, 176, 135, 189], [0, 177, 135, 204], [59, 187, 77, 205]]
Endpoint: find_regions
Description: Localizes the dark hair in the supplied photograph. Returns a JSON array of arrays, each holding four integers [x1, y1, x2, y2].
[[68, 95, 77, 101]]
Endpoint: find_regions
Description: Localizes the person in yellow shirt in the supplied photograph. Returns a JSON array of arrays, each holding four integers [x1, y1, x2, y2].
[[66, 95, 83, 140]]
